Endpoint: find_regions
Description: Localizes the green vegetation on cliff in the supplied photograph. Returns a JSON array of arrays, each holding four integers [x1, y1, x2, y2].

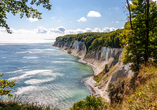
[[56, 29, 124, 52], [70, 64, 157, 110]]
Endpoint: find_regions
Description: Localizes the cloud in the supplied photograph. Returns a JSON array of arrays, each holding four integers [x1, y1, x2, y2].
[[102, 27, 117, 32], [76, 29, 84, 33], [85, 28, 92, 32], [0, 26, 119, 43], [87, 11, 101, 17], [51, 17, 55, 19], [27, 18, 38, 22], [49, 26, 66, 34], [0, 28, 7, 33], [116, 21, 119, 23], [77, 17, 87, 22], [114, 7, 119, 9], [58, 20, 61, 22], [65, 30, 76, 34], [93, 28, 101, 32], [36, 26, 48, 34]]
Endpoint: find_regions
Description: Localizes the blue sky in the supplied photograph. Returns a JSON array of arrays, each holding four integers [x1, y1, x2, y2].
[[6, 0, 127, 30], [0, 0, 129, 43]]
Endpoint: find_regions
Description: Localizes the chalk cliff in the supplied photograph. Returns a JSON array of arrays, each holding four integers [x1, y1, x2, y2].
[[53, 40, 134, 102]]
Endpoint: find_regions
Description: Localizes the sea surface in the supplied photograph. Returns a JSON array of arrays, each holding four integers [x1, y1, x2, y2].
[[0, 43, 93, 109]]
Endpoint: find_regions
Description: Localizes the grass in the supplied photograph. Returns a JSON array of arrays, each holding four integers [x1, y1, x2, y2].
[[122, 65, 157, 110], [108, 65, 157, 110], [94, 64, 120, 87], [0, 96, 55, 110]]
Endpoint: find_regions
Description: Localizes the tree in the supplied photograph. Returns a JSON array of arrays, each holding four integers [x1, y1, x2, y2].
[[0, 74, 16, 97], [0, 0, 52, 33], [70, 96, 106, 110], [123, 0, 157, 71]]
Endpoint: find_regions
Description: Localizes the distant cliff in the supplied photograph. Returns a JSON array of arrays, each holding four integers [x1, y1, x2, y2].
[[53, 39, 134, 102]]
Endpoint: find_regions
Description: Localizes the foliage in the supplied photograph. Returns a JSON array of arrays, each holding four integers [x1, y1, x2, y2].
[[0, 73, 16, 97], [70, 96, 107, 110], [122, 0, 157, 71], [122, 65, 157, 110], [56, 29, 124, 53], [0, 99, 51, 110], [104, 64, 109, 73], [0, 0, 52, 33], [108, 64, 157, 108], [108, 79, 125, 104]]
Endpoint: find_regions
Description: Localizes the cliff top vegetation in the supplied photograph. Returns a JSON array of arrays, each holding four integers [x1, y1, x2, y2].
[[55, 29, 125, 52]]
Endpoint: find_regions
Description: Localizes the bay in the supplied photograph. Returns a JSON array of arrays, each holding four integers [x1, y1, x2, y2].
[[0, 43, 93, 109]]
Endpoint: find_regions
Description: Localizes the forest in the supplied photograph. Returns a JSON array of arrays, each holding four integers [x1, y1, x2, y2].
[[56, 29, 124, 52]]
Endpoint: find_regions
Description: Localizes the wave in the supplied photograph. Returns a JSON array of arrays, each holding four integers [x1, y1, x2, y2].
[[6, 69, 24, 74], [15, 86, 37, 95], [51, 61, 74, 64], [45, 49, 55, 51], [23, 56, 39, 59], [8, 70, 52, 80], [16, 51, 32, 54], [24, 78, 55, 84]]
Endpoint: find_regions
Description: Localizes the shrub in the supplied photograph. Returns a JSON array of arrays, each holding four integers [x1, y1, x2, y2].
[[70, 96, 107, 110], [0, 73, 16, 97], [67, 50, 72, 54], [104, 65, 109, 73]]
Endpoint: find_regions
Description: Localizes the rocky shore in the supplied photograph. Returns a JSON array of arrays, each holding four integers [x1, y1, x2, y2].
[[53, 40, 134, 102]]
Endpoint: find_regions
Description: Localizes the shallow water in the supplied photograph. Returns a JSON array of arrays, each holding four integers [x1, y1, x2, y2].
[[0, 43, 93, 109]]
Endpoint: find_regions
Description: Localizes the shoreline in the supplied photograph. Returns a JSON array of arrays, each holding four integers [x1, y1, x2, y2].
[[52, 45, 102, 96]]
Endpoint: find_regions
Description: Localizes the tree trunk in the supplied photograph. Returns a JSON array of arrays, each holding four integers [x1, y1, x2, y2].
[[126, 0, 139, 71], [145, 0, 149, 66], [126, 0, 133, 30]]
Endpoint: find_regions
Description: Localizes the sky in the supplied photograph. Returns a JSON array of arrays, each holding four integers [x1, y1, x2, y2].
[[0, 0, 130, 43]]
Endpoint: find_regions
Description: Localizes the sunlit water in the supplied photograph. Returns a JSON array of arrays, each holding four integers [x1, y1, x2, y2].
[[0, 43, 93, 109]]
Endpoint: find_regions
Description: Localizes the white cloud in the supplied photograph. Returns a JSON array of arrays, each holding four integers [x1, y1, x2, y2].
[[36, 26, 48, 34], [51, 17, 55, 19], [93, 28, 101, 32], [87, 11, 101, 17], [49, 26, 66, 34], [114, 7, 119, 9], [27, 18, 38, 22], [65, 30, 76, 34], [102, 27, 117, 32], [76, 29, 85, 33], [116, 21, 119, 23], [77, 17, 87, 22], [85, 28, 92, 32], [0, 27, 119, 43], [58, 20, 61, 22]]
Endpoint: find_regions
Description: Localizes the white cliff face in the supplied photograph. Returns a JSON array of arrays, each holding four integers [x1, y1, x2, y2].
[[110, 63, 134, 83], [84, 47, 123, 75], [53, 40, 132, 82], [70, 41, 87, 59], [53, 40, 134, 102]]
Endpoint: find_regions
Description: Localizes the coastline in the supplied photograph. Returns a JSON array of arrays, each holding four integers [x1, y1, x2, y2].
[[52, 45, 103, 97]]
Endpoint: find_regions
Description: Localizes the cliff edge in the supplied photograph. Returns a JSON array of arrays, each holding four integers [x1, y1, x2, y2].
[[53, 40, 134, 102]]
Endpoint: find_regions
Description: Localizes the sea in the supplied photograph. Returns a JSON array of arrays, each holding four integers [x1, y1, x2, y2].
[[0, 42, 93, 109]]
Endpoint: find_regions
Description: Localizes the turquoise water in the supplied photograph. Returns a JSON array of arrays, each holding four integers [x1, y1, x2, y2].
[[0, 43, 93, 109]]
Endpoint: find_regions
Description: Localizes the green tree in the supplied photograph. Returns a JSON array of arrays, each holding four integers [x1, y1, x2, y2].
[[0, 0, 52, 33], [123, 0, 157, 71], [0, 74, 16, 97], [70, 96, 106, 110]]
